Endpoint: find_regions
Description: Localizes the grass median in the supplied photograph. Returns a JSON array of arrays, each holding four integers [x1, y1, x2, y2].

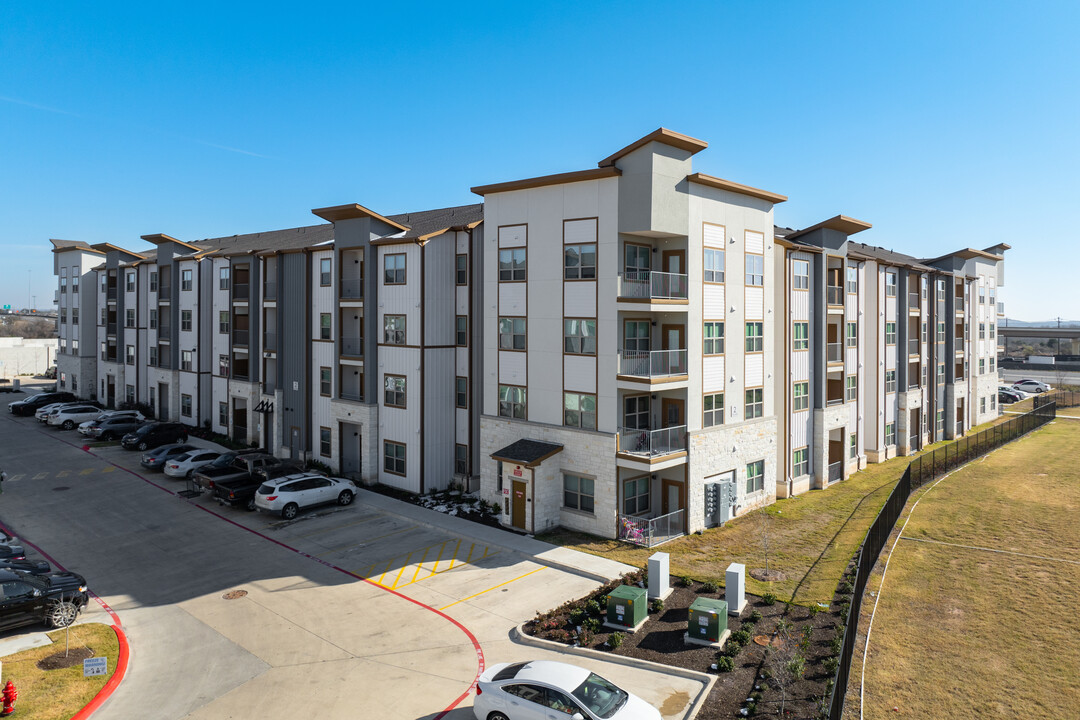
[[0, 623, 119, 720]]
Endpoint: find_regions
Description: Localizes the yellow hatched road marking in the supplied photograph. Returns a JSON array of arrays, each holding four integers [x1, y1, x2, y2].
[[56, 470, 70, 478], [33, 473, 48, 480], [101, 467, 116, 473], [426, 541, 450, 577], [389, 550, 416, 589], [408, 546, 433, 585], [444, 539, 463, 571], [374, 557, 396, 586], [439, 566, 547, 611], [79, 469, 94, 475]]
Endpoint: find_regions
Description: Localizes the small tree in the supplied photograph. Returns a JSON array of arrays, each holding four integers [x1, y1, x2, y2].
[[760, 510, 772, 576], [765, 641, 805, 716]]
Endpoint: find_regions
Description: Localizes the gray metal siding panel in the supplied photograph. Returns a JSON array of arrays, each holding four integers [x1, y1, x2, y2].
[[280, 253, 309, 453]]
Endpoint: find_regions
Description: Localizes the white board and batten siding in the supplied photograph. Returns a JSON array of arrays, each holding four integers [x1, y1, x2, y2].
[[745, 287, 764, 320], [703, 224, 727, 315], [564, 282, 596, 317], [564, 355, 596, 394], [499, 284, 526, 316], [499, 351, 526, 386], [745, 230, 765, 255], [745, 353, 764, 388], [499, 224, 527, 248], [791, 409, 810, 448], [791, 350, 810, 382], [703, 356, 725, 394]]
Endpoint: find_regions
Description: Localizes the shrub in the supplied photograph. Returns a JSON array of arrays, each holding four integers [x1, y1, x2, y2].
[[608, 631, 624, 649], [830, 634, 844, 655], [650, 598, 664, 614], [824, 656, 839, 675], [723, 639, 742, 657], [568, 608, 584, 625], [748, 609, 763, 624], [700, 580, 719, 593], [306, 459, 333, 475], [839, 601, 851, 622], [808, 603, 821, 616], [577, 628, 593, 646], [787, 653, 806, 679], [679, 576, 693, 587], [730, 629, 752, 646], [775, 618, 793, 637], [586, 599, 602, 616], [583, 617, 601, 633], [715, 655, 734, 673], [762, 592, 777, 606], [839, 580, 854, 595]]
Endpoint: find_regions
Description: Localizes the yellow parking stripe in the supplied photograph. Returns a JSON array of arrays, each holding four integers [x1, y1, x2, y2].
[[408, 546, 433, 585], [79, 469, 94, 475], [444, 539, 463, 571], [33, 473, 47, 480], [389, 550, 415, 589], [56, 470, 70, 478], [439, 567, 547, 611], [374, 557, 396, 587], [101, 466, 116, 473]]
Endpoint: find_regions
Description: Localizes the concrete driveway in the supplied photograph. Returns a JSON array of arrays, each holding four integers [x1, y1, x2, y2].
[[0, 392, 707, 719]]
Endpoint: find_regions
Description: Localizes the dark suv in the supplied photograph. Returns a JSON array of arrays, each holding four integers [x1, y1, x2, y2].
[[8, 391, 77, 416], [121, 422, 190, 451], [0, 568, 89, 630], [89, 415, 148, 440]]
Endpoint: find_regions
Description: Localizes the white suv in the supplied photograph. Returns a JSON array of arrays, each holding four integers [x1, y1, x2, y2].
[[254, 473, 355, 520], [48, 405, 110, 430]]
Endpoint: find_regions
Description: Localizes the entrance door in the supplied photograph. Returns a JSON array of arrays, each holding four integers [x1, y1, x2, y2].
[[909, 409, 921, 451], [661, 478, 685, 515], [106, 377, 116, 408], [512, 480, 527, 530], [661, 323, 686, 374], [340, 423, 361, 480], [158, 383, 169, 420], [662, 250, 687, 299], [661, 398, 685, 428], [289, 426, 300, 459]]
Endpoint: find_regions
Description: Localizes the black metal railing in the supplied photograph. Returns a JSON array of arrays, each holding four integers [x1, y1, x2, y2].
[[827, 286, 843, 306], [1035, 390, 1080, 409], [827, 402, 1056, 719], [232, 283, 249, 300], [340, 277, 364, 300]]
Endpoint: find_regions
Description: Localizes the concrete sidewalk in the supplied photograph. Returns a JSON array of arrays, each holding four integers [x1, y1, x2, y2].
[[356, 488, 635, 582]]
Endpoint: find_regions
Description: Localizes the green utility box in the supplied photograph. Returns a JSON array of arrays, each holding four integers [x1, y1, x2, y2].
[[606, 585, 647, 630], [688, 597, 729, 643]]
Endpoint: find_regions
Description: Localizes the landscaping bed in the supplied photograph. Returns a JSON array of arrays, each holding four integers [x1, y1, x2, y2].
[[364, 483, 503, 528], [526, 569, 854, 719]]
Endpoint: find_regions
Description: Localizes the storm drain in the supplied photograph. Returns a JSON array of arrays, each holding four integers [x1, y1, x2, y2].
[[222, 589, 248, 600]]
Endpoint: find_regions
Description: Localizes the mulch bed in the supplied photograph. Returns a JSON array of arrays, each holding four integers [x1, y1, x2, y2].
[[526, 566, 856, 719], [37, 646, 95, 671], [363, 484, 503, 529]]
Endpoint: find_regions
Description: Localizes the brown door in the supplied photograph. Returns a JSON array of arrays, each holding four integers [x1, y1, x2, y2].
[[512, 480, 527, 530], [661, 398, 685, 428], [661, 479, 685, 515], [661, 324, 685, 350], [662, 250, 685, 274]]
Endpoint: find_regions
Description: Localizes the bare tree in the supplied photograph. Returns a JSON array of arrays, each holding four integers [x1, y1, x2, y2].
[[764, 619, 804, 717]]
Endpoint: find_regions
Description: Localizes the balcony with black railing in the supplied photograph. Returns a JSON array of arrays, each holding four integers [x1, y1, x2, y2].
[[232, 283, 249, 301], [827, 286, 843, 306], [341, 336, 363, 358], [233, 329, 249, 347], [340, 277, 364, 300]]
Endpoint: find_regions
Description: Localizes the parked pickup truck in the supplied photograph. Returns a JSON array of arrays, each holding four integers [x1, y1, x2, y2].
[[193, 453, 295, 492], [212, 461, 307, 511]]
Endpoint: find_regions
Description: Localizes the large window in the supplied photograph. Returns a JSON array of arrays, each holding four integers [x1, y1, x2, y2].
[[563, 473, 594, 513], [623, 395, 649, 429], [455, 377, 468, 409], [703, 392, 724, 427], [885, 271, 897, 297], [126, 309, 136, 328], [937, 279, 946, 301], [126, 271, 135, 292], [126, 345, 136, 366], [845, 375, 857, 402], [978, 322, 986, 340], [149, 346, 158, 366], [704, 321, 725, 355], [623, 321, 650, 352], [564, 319, 596, 355], [793, 382, 809, 411], [72, 308, 79, 325], [793, 448, 809, 477], [498, 385, 526, 419], [885, 322, 896, 345], [793, 259, 809, 290], [383, 254, 406, 284], [320, 367, 331, 396], [624, 244, 650, 272], [319, 313, 331, 340], [181, 350, 193, 371], [936, 409, 945, 435], [563, 392, 597, 430], [885, 422, 896, 446], [623, 476, 649, 515], [219, 354, 229, 377], [793, 322, 809, 350], [181, 310, 192, 332], [219, 267, 229, 290], [498, 248, 526, 282], [745, 254, 764, 286], [150, 272, 158, 292], [846, 266, 858, 294], [746, 460, 764, 494], [456, 254, 468, 285], [456, 316, 468, 347], [745, 322, 763, 352], [564, 244, 596, 280], [499, 317, 526, 350], [745, 388, 763, 419], [383, 441, 406, 476], [219, 402, 228, 428], [320, 258, 332, 286], [383, 375, 406, 408], [383, 315, 406, 344], [149, 309, 157, 329], [704, 248, 725, 283], [181, 269, 192, 291], [978, 358, 985, 375], [320, 427, 331, 457], [850, 432, 858, 459], [846, 322, 857, 348], [937, 363, 945, 383], [885, 370, 897, 393], [937, 322, 946, 343], [181, 394, 192, 417]]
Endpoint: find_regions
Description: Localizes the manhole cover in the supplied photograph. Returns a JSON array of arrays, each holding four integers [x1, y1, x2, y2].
[[52, 486, 70, 492], [222, 590, 248, 600]]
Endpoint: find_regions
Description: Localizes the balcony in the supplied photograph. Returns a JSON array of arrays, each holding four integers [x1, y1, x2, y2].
[[617, 271, 688, 302], [909, 292, 920, 309], [232, 283, 249, 301], [233, 330, 249, 347], [618, 509, 685, 548], [827, 342, 843, 364], [106, 287, 117, 301], [263, 333, 277, 352], [909, 338, 920, 356], [338, 390, 363, 402], [341, 336, 364, 358], [827, 286, 843, 306], [617, 425, 688, 458], [997, 301, 1005, 317], [106, 323, 117, 336], [617, 350, 688, 380], [263, 282, 277, 301], [340, 278, 364, 300], [158, 325, 171, 340]]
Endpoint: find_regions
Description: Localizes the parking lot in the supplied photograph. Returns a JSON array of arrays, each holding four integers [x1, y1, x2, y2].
[[0, 387, 707, 720]]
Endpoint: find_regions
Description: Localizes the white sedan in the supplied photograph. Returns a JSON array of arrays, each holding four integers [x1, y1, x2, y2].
[[254, 473, 355, 520], [1013, 379, 1051, 394], [35, 402, 75, 421], [47, 405, 109, 430], [472, 660, 661, 720], [163, 450, 224, 478]]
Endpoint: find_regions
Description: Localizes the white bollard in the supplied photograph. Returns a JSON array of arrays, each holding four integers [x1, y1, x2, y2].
[[647, 552, 672, 601], [726, 562, 746, 615]]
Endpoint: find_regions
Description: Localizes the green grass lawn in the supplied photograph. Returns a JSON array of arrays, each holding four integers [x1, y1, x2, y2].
[[540, 416, 1012, 606]]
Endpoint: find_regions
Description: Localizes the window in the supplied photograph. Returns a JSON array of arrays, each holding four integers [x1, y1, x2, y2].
[[147, 309, 156, 329], [149, 346, 158, 366], [124, 385, 135, 404], [885, 370, 897, 393], [623, 476, 649, 515], [885, 422, 896, 446], [704, 248, 725, 283], [979, 284, 986, 303], [320, 367, 331, 396], [218, 402, 228, 427], [455, 444, 468, 475], [219, 354, 229, 377], [979, 358, 985, 375], [885, 322, 896, 345], [990, 357, 995, 373], [100, 308, 106, 325], [980, 397, 987, 414], [563, 392, 597, 430], [845, 375, 857, 402], [564, 244, 596, 280], [745, 254, 763, 286], [60, 308, 67, 323], [937, 279, 945, 301], [456, 254, 468, 285], [383, 254, 406, 284], [499, 317, 526, 350], [978, 322, 986, 340], [319, 313, 331, 340], [563, 473, 594, 513], [745, 388, 763, 419], [564, 319, 597, 355], [71, 274, 79, 292], [71, 339, 78, 354], [624, 243, 650, 272], [623, 395, 649, 429], [126, 271, 135, 292], [181, 269, 192, 291], [384, 375, 406, 408], [383, 441, 406, 475], [793, 448, 809, 477], [150, 272, 158, 292], [703, 392, 724, 427], [126, 345, 135, 365], [991, 395, 996, 410], [885, 271, 897, 297], [454, 316, 468, 347], [846, 322, 857, 348], [181, 350, 193, 371], [746, 460, 764, 494], [126, 309, 135, 328], [181, 310, 192, 332], [623, 321, 650, 352], [219, 267, 229, 290], [100, 342, 106, 360], [181, 394, 192, 417], [72, 308, 79, 326], [990, 323, 996, 339], [498, 385, 526, 419], [793, 322, 809, 350], [704, 321, 725, 355], [846, 266, 857, 293], [922, 321, 927, 344], [455, 377, 468, 409], [792, 259, 809, 290], [793, 382, 809, 411], [320, 427, 331, 457], [745, 322, 763, 352], [498, 248, 526, 282], [937, 363, 945, 383], [100, 274, 106, 291], [921, 276, 928, 299], [849, 433, 858, 459], [320, 258, 331, 286], [383, 315, 406, 344], [937, 322, 945, 343], [935, 409, 945, 435]]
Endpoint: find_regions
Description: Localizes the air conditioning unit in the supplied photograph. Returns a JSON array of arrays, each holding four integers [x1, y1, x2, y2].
[[264, 351, 273, 358]]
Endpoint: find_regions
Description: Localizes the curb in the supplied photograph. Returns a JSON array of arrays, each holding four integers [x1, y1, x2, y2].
[[510, 624, 717, 720]]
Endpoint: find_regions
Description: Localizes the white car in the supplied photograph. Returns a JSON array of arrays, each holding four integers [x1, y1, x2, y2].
[[48, 405, 110, 430], [999, 385, 1029, 400], [473, 660, 661, 720], [35, 402, 77, 422], [254, 473, 355, 520], [77, 410, 145, 436], [163, 450, 224, 478], [1013, 379, 1051, 394]]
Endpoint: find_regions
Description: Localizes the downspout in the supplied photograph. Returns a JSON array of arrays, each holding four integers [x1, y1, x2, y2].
[[419, 240, 426, 495], [465, 227, 476, 493], [783, 250, 791, 498]]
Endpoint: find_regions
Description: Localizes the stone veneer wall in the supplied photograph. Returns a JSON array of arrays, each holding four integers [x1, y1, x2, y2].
[[972, 372, 1000, 427], [687, 417, 778, 533], [329, 400, 380, 483]]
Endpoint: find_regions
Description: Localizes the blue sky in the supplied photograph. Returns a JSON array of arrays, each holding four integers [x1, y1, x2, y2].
[[1, 1, 1077, 320]]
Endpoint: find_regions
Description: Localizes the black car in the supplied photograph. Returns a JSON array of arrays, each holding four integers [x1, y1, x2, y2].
[[0, 568, 89, 630], [999, 389, 1022, 404], [8, 391, 77, 416], [0, 545, 27, 562], [121, 422, 190, 451], [0, 559, 51, 575], [88, 415, 148, 440], [139, 443, 197, 471]]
